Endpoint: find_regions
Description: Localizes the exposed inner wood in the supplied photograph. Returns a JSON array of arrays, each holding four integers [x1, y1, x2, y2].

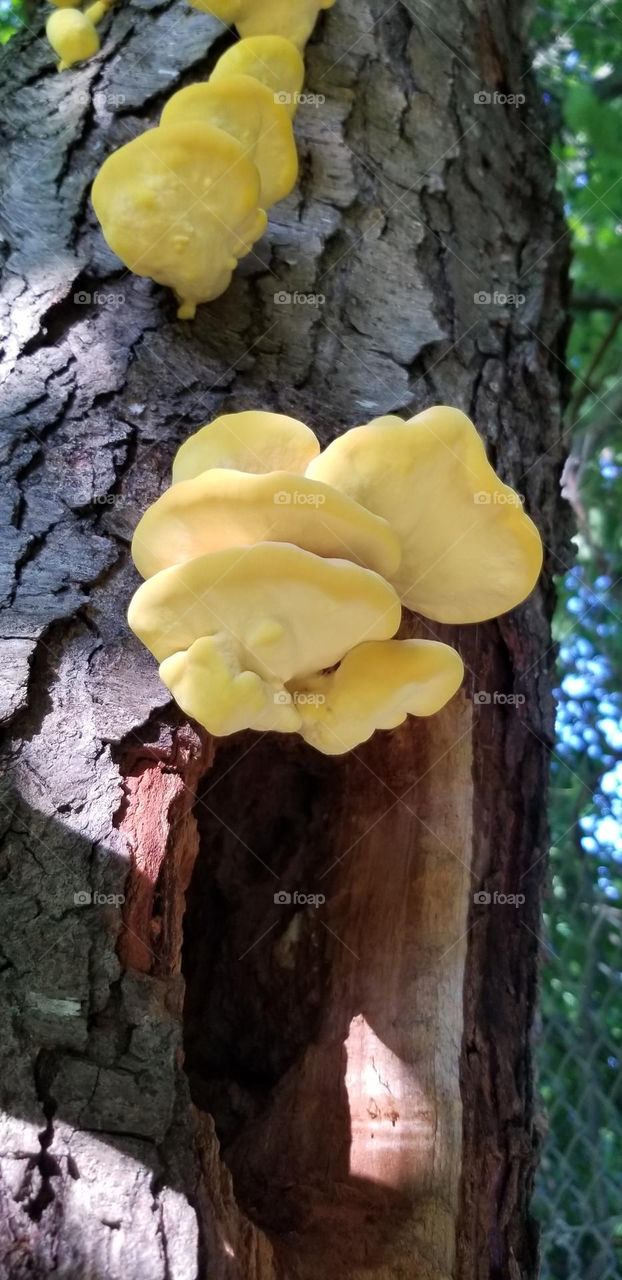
[[182, 683, 473, 1278]]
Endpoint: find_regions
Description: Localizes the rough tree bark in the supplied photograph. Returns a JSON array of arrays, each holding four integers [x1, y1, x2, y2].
[[0, 1, 569, 1278]]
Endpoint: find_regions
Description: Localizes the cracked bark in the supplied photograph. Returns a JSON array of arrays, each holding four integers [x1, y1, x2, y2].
[[0, 1, 569, 1277]]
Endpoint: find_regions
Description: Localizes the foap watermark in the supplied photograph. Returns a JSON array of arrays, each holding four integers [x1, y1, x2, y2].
[[92, 494, 124, 506], [274, 489, 326, 506], [473, 691, 525, 707], [274, 889, 326, 908], [473, 890, 525, 907], [74, 289, 125, 308], [474, 490, 524, 506], [76, 90, 126, 109], [274, 290, 325, 307], [274, 90, 325, 108], [273, 690, 326, 707], [74, 890, 125, 906], [473, 90, 525, 108], [473, 290, 525, 308]]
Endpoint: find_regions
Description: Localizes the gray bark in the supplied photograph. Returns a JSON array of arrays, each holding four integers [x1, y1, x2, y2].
[[0, 1, 569, 1277]]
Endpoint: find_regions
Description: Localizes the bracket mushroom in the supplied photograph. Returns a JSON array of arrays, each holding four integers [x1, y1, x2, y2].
[[307, 406, 543, 623], [171, 410, 321, 481], [130, 468, 402, 580], [128, 542, 402, 740], [186, 0, 335, 49], [92, 122, 266, 320], [127, 404, 543, 755], [209, 36, 305, 116], [290, 639, 465, 754], [161, 75, 298, 208]]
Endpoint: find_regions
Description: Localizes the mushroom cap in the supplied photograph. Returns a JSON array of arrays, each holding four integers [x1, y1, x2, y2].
[[127, 541, 402, 679], [49, 0, 83, 9], [161, 75, 298, 208], [292, 638, 465, 754], [91, 122, 265, 314], [159, 633, 302, 738], [234, 0, 335, 48], [131, 468, 402, 581], [172, 410, 320, 481], [46, 9, 99, 63], [307, 406, 543, 623], [210, 36, 304, 117]]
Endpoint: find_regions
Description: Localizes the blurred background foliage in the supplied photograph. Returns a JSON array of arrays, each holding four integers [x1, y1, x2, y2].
[[1, 0, 621, 1275], [532, 2, 622, 1277], [0, 0, 24, 43]]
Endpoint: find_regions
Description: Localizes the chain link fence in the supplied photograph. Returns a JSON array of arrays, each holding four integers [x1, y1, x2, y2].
[[534, 845, 622, 1278]]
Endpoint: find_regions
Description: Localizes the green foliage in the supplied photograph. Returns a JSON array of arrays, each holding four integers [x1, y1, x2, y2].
[[532, 4, 622, 1277], [0, 0, 25, 43]]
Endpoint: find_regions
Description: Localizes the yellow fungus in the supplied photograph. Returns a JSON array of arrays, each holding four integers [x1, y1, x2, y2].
[[159, 635, 302, 737], [187, 0, 335, 48], [46, 8, 99, 69], [92, 121, 265, 320], [307, 406, 543, 623], [210, 35, 304, 117], [161, 75, 298, 208], [83, 0, 112, 23], [128, 404, 542, 753], [171, 410, 320, 480], [128, 542, 402, 679], [291, 639, 465, 754], [130, 468, 402, 581]]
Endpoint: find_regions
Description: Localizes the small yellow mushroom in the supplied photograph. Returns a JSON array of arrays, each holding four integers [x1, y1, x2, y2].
[[187, 0, 335, 49], [92, 121, 266, 320], [171, 410, 320, 480], [128, 542, 402, 680], [307, 407, 543, 623], [83, 0, 114, 23], [46, 8, 99, 69], [290, 639, 465, 755], [159, 634, 302, 737], [161, 75, 298, 208], [130, 469, 402, 580], [235, 0, 335, 49], [210, 35, 304, 117], [48, 0, 83, 9]]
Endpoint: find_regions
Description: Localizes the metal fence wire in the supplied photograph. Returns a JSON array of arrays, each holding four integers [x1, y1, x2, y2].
[[534, 879, 622, 1278]]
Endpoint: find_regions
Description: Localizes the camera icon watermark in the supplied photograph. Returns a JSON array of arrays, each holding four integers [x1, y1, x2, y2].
[[473, 691, 526, 707], [74, 889, 125, 906], [273, 490, 326, 506], [473, 490, 524, 505], [473, 290, 525, 308], [274, 290, 325, 307], [274, 90, 325, 107], [273, 889, 326, 907], [473, 890, 525, 907], [474, 90, 525, 107], [74, 289, 125, 308], [273, 690, 326, 706]]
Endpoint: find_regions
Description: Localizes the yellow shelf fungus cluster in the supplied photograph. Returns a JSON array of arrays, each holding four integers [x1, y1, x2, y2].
[[128, 406, 543, 755], [187, 0, 335, 50], [91, 0, 329, 319], [46, 0, 114, 70]]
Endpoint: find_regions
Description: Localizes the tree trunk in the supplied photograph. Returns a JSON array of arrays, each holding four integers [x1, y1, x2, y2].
[[0, 2, 569, 1278]]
